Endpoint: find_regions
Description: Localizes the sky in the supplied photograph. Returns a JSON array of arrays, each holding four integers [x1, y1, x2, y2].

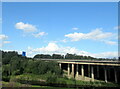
[[2, 0, 120, 2], [1, 2, 119, 58]]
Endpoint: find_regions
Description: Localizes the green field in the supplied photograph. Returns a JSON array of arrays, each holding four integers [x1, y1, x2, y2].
[[2, 73, 120, 88]]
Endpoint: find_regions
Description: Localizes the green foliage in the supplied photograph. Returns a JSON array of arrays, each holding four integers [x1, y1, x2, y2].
[[2, 64, 11, 81], [34, 54, 64, 59], [34, 54, 51, 59], [46, 61, 62, 76], [2, 51, 18, 65], [2, 64, 10, 76], [24, 60, 62, 75], [12, 70, 21, 75], [56, 78, 67, 85], [33, 52, 117, 60], [2, 50, 119, 88], [46, 74, 57, 83], [52, 54, 64, 59]]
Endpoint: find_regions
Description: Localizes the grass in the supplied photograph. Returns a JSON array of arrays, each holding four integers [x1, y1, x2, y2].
[[56, 77, 120, 87], [2, 81, 75, 89], [2, 81, 31, 87], [3, 73, 120, 88], [10, 73, 54, 81]]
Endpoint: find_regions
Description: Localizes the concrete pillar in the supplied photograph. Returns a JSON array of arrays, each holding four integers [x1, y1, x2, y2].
[[88, 65, 90, 77], [81, 65, 84, 78], [76, 64, 79, 77], [68, 64, 70, 76], [104, 67, 107, 83], [59, 63, 61, 69], [97, 65, 99, 78], [91, 65, 94, 81], [114, 69, 118, 83], [72, 64, 74, 77]]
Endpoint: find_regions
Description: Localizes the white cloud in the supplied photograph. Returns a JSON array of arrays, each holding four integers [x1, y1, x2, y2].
[[0, 34, 11, 47], [65, 28, 113, 41], [114, 26, 120, 30], [27, 42, 78, 56], [15, 22, 37, 32], [61, 39, 67, 43], [15, 22, 47, 38], [65, 28, 117, 45], [94, 52, 118, 58], [30, 42, 59, 53], [27, 42, 118, 58], [103, 40, 117, 45], [0, 34, 8, 40], [72, 27, 79, 30], [32, 32, 47, 38], [3, 41, 11, 44]]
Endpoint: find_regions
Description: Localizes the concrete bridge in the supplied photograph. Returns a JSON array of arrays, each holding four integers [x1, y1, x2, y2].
[[35, 59, 120, 83], [58, 60, 120, 83]]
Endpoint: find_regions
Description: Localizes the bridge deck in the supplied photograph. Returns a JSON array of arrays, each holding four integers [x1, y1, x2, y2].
[[35, 59, 120, 66]]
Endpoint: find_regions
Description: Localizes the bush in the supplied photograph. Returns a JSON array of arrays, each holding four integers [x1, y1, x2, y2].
[[46, 74, 57, 83], [12, 70, 21, 75], [64, 76, 69, 80], [2, 76, 10, 82], [57, 79, 67, 85]]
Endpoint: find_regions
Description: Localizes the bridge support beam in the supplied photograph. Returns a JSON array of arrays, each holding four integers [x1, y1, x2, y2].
[[81, 65, 84, 79], [104, 67, 107, 83], [114, 69, 117, 83], [91, 65, 94, 81], [72, 64, 74, 77], [76, 64, 79, 78], [59, 63, 61, 69], [68, 64, 70, 76]]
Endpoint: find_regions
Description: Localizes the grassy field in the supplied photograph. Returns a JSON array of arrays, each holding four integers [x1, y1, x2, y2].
[[2, 81, 76, 89], [2, 73, 120, 88]]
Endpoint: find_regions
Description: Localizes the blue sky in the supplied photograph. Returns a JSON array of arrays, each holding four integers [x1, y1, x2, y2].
[[1, 2, 118, 58]]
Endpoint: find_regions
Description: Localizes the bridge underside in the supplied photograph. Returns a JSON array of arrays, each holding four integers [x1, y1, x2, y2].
[[60, 63, 120, 83]]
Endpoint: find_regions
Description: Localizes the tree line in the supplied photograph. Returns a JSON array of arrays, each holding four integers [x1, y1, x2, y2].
[[1, 50, 62, 82], [34, 53, 118, 61], [1, 50, 119, 84]]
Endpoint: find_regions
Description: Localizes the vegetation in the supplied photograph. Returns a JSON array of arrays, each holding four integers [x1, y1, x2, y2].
[[2, 50, 62, 82], [1, 50, 119, 88], [34, 53, 118, 61], [3, 74, 120, 88]]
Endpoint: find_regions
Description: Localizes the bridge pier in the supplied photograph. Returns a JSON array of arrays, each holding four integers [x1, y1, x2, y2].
[[59, 60, 120, 83], [68, 64, 70, 76], [76, 64, 79, 78], [59, 63, 61, 69], [72, 64, 74, 77], [104, 67, 107, 83], [81, 65, 84, 79], [91, 65, 94, 81]]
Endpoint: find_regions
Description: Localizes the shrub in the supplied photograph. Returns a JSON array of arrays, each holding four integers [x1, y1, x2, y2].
[[2, 76, 10, 82], [46, 74, 57, 83]]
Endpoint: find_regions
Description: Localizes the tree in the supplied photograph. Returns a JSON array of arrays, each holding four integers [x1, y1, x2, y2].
[[10, 56, 21, 75], [34, 54, 51, 59], [2, 64, 11, 81], [52, 54, 64, 59], [2, 51, 18, 65]]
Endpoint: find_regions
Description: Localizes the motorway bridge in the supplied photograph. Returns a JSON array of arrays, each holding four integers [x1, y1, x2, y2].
[[36, 59, 120, 83]]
